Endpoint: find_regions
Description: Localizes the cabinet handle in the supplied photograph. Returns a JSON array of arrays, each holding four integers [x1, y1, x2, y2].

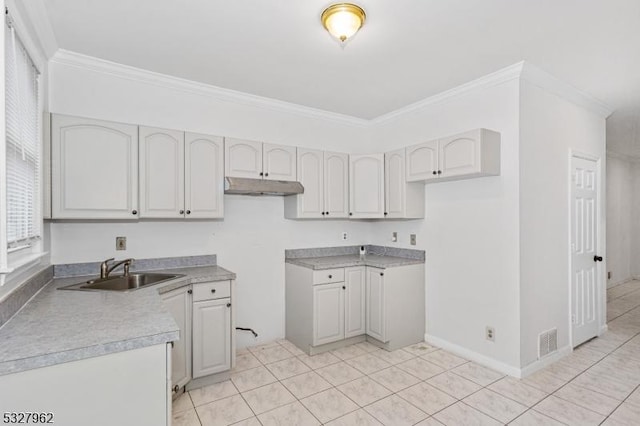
[[187, 289, 192, 294], [342, 286, 346, 290], [384, 212, 388, 216], [380, 272, 384, 276], [186, 210, 191, 215], [179, 210, 184, 214], [173, 385, 179, 393], [211, 289, 216, 293], [321, 212, 325, 216], [226, 303, 231, 308], [259, 172, 264, 176], [326, 212, 329, 216], [349, 212, 353, 216], [132, 210, 137, 215], [437, 170, 442, 175], [432, 171, 437, 175], [265, 173, 269, 177], [328, 275, 333, 279]]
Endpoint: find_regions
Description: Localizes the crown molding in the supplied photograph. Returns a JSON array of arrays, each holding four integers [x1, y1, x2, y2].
[[370, 62, 527, 126], [50, 49, 370, 128], [520, 63, 613, 119]]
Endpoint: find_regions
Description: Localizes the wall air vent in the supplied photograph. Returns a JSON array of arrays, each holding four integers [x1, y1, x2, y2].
[[538, 328, 558, 359]]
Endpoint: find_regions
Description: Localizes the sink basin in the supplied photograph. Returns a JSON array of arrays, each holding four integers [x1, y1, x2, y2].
[[59, 273, 184, 292]]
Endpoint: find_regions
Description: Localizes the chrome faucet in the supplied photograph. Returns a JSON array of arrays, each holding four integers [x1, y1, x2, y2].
[[100, 258, 134, 279]]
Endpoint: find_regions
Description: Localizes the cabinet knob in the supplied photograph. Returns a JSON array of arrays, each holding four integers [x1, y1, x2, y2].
[[342, 286, 346, 290], [437, 170, 442, 175], [349, 212, 353, 216], [432, 171, 437, 175], [179, 210, 184, 214], [211, 289, 216, 293], [187, 289, 192, 294], [326, 212, 329, 216], [259, 172, 264, 176], [186, 210, 191, 215], [132, 210, 137, 215], [265, 173, 269, 177], [226, 303, 231, 308], [384, 212, 388, 216], [321, 212, 325, 216], [380, 272, 384, 276], [328, 275, 333, 279]]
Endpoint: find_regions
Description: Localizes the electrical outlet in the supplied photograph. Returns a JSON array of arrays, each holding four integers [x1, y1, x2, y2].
[[486, 326, 495, 342], [116, 236, 127, 250], [342, 232, 347, 240], [410, 234, 417, 245], [392, 232, 398, 242]]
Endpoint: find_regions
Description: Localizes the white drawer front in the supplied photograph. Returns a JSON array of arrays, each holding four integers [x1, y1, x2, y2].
[[193, 281, 231, 302], [313, 268, 345, 285]]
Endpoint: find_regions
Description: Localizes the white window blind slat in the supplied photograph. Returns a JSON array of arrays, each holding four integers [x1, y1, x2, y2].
[[5, 16, 41, 248]]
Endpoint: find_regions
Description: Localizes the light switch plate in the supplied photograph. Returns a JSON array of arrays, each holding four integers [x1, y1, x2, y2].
[[410, 234, 416, 245], [116, 236, 127, 250]]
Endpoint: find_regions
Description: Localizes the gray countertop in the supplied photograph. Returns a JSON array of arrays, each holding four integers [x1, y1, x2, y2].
[[285, 254, 424, 270], [0, 265, 235, 376]]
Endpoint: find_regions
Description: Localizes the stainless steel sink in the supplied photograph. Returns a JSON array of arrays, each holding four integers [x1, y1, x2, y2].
[[59, 273, 184, 292]]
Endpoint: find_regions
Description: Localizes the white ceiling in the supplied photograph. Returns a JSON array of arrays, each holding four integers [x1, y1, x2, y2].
[[42, 0, 640, 150]]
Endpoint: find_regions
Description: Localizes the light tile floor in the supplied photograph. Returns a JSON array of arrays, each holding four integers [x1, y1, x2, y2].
[[173, 280, 640, 425]]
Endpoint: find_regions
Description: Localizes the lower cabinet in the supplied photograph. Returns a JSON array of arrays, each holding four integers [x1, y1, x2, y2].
[[193, 298, 232, 378], [286, 263, 424, 353], [161, 286, 192, 392]]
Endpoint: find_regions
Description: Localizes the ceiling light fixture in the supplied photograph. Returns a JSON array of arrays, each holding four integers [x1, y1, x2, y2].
[[321, 3, 366, 45]]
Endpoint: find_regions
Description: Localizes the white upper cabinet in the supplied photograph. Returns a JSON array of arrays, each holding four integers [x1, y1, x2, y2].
[[139, 127, 185, 218], [225, 138, 263, 179], [51, 114, 139, 219], [406, 129, 500, 183], [349, 154, 384, 219], [385, 149, 424, 219], [324, 152, 349, 218], [185, 133, 224, 219], [263, 143, 297, 181], [225, 138, 296, 181], [284, 150, 348, 219]]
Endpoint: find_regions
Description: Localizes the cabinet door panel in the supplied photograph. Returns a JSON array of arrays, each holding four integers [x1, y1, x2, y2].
[[161, 287, 192, 390], [345, 267, 366, 338], [296, 148, 324, 218], [313, 282, 345, 346], [440, 130, 481, 177], [51, 115, 138, 219], [263, 143, 297, 181], [225, 138, 263, 179], [385, 149, 406, 218], [185, 133, 224, 218], [366, 267, 387, 342], [193, 298, 232, 378], [349, 154, 384, 219], [406, 141, 439, 182], [139, 127, 184, 218], [324, 152, 349, 218]]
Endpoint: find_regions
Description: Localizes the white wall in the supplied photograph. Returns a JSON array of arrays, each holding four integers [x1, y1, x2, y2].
[[366, 79, 523, 370], [518, 79, 607, 368], [606, 153, 636, 286], [47, 59, 372, 347]]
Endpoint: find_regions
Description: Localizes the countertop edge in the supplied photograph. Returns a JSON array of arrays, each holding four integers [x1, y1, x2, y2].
[[285, 256, 425, 270]]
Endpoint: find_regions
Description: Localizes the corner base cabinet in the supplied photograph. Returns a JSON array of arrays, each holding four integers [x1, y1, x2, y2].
[[285, 262, 424, 354]]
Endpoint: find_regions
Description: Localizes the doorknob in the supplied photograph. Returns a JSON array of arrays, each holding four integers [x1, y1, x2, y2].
[[594, 255, 603, 262]]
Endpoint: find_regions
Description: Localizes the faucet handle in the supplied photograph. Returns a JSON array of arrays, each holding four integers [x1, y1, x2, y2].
[[99, 258, 115, 279]]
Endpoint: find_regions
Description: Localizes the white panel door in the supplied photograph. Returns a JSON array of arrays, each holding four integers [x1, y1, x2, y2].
[[192, 298, 232, 378], [51, 114, 139, 219], [406, 140, 439, 182], [349, 154, 384, 219], [185, 132, 224, 219], [296, 148, 324, 218], [225, 138, 263, 179], [366, 267, 387, 343], [263, 143, 297, 181], [139, 126, 184, 218], [161, 287, 192, 391], [439, 130, 481, 178], [345, 267, 366, 338], [313, 282, 345, 346], [324, 151, 349, 218], [385, 149, 406, 219], [571, 156, 601, 347]]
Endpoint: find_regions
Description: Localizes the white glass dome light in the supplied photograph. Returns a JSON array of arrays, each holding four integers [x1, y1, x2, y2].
[[321, 3, 366, 45]]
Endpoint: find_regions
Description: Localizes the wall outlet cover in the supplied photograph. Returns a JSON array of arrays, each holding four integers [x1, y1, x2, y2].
[[410, 234, 417, 245], [392, 232, 398, 242], [342, 232, 347, 240], [116, 236, 127, 250]]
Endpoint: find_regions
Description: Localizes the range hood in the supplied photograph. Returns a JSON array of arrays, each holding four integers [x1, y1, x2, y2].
[[224, 177, 304, 196]]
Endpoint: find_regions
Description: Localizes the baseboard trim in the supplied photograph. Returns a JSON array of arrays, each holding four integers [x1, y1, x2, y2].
[[424, 334, 522, 378], [519, 345, 572, 378]]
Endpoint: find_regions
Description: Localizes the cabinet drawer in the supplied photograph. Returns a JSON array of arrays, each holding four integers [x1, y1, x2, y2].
[[313, 268, 345, 285], [193, 281, 231, 302]]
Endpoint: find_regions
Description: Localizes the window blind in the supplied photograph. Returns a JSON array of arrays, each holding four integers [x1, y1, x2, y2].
[[5, 16, 41, 249]]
